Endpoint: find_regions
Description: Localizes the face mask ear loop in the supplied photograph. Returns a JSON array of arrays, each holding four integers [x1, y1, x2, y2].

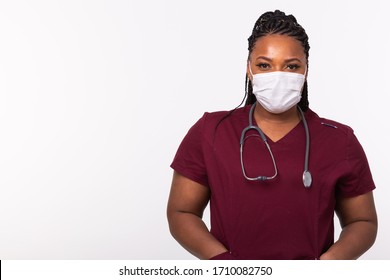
[[300, 65, 308, 93], [248, 61, 254, 79]]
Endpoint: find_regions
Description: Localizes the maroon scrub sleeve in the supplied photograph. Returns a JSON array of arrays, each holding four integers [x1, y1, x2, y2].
[[170, 113, 209, 187], [336, 129, 376, 198]]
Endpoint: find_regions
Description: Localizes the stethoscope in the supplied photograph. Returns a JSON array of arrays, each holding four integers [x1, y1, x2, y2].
[[240, 103, 312, 188]]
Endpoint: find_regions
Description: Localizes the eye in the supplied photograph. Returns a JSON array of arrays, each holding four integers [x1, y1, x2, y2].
[[256, 63, 270, 69], [286, 64, 301, 70]]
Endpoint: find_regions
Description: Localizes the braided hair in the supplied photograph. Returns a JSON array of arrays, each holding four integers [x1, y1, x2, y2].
[[245, 10, 310, 111]]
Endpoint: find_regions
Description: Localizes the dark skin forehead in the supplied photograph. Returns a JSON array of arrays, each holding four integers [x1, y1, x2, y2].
[[249, 34, 307, 64]]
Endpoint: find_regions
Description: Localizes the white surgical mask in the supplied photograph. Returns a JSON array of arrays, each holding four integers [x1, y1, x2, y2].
[[249, 65, 306, 114]]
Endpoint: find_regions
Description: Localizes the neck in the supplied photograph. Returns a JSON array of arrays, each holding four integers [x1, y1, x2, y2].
[[253, 103, 301, 142], [254, 103, 300, 124]]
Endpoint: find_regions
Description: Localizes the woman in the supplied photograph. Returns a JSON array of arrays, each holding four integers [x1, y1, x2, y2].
[[167, 10, 377, 260]]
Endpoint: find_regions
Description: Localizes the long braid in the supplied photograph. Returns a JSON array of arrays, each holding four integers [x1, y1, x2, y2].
[[245, 10, 310, 111]]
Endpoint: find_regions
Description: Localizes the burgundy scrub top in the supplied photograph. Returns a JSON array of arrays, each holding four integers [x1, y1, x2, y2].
[[171, 105, 375, 260]]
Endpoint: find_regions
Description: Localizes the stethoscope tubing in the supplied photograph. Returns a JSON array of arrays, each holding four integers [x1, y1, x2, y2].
[[240, 103, 312, 188]]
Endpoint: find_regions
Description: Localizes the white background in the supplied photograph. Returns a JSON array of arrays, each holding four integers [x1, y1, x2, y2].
[[0, 0, 388, 259]]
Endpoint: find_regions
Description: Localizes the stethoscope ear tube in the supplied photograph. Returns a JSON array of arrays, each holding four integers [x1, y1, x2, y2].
[[240, 104, 278, 181], [240, 126, 278, 181]]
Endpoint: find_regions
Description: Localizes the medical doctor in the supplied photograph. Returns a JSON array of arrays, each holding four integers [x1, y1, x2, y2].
[[167, 10, 377, 260]]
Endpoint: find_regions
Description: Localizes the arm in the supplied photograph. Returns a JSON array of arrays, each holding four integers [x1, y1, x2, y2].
[[320, 191, 377, 260], [167, 171, 228, 259]]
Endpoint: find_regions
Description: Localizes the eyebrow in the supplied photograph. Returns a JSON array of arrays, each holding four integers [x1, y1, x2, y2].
[[255, 56, 302, 63]]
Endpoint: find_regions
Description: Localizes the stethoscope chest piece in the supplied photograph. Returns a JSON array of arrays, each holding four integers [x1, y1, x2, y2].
[[303, 170, 312, 188]]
